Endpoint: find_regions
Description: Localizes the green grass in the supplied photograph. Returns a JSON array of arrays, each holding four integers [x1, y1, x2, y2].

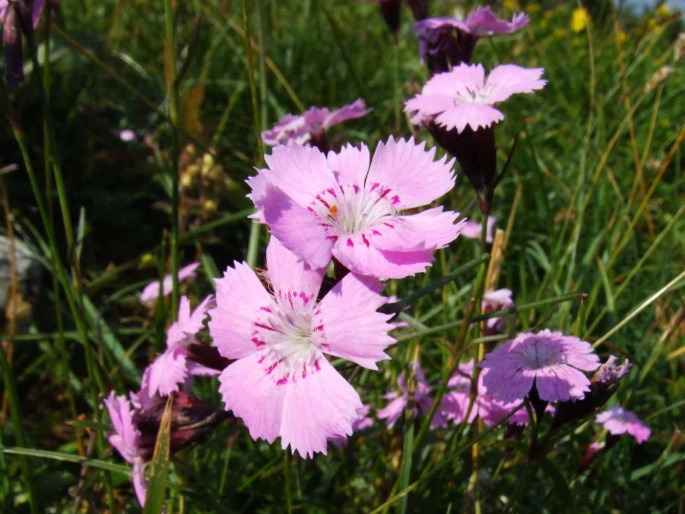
[[0, 0, 684, 512]]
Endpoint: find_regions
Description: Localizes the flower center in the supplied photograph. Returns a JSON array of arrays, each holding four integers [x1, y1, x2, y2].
[[252, 293, 321, 383], [456, 84, 490, 105], [308, 182, 399, 236], [518, 338, 565, 370]]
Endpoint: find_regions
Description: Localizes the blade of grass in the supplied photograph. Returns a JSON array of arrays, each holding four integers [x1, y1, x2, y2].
[[163, 0, 181, 319], [0, 350, 38, 513], [593, 268, 685, 348], [0, 446, 130, 475], [143, 395, 174, 513]]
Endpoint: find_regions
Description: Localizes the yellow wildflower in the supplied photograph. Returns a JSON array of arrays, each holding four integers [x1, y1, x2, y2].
[[571, 7, 590, 33]]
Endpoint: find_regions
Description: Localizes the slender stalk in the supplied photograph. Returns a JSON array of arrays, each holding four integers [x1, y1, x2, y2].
[[283, 452, 293, 514], [397, 344, 419, 514], [1, 98, 106, 399], [0, 179, 18, 423], [412, 259, 487, 452], [0, 350, 38, 513], [396, 291, 587, 342], [392, 41, 401, 134], [593, 268, 685, 348], [11, 12, 108, 400], [163, 0, 181, 319], [39, 11, 81, 454], [241, 0, 265, 266], [388, 255, 490, 312], [22, 28, 74, 253]]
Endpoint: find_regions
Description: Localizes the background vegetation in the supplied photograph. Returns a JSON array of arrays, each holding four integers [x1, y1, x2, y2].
[[0, 0, 683, 512]]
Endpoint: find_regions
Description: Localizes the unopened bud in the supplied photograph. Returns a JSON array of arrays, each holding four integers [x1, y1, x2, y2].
[[550, 356, 630, 431]]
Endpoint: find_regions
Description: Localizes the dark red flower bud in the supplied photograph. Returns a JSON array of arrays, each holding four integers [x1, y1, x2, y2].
[[134, 392, 231, 460], [405, 0, 427, 21], [3, 4, 24, 85], [427, 123, 496, 214], [378, 0, 401, 36]]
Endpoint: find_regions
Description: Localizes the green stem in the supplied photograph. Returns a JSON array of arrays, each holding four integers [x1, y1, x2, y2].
[[241, 0, 266, 266], [1, 96, 105, 400], [0, 350, 38, 513], [283, 452, 293, 514], [593, 268, 685, 348], [412, 258, 487, 452], [396, 344, 419, 514], [163, 0, 181, 319], [396, 291, 588, 342], [393, 40, 401, 134], [389, 254, 490, 312]]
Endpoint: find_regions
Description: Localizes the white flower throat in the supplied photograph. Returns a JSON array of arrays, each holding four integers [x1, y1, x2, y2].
[[308, 182, 399, 235], [253, 291, 321, 377]]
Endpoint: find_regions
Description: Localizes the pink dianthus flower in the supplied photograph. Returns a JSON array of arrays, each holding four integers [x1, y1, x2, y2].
[[147, 295, 216, 397], [438, 361, 478, 425], [481, 288, 514, 335], [480, 329, 601, 404], [596, 406, 650, 444], [405, 63, 547, 133], [208, 237, 395, 457], [460, 215, 496, 243], [103, 392, 148, 507], [377, 363, 446, 429], [248, 137, 464, 279], [439, 360, 528, 427], [140, 262, 200, 303], [261, 99, 371, 152]]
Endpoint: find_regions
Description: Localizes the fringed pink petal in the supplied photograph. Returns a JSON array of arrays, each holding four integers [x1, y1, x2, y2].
[[435, 103, 504, 132], [262, 144, 336, 208], [376, 394, 407, 429], [247, 172, 268, 223], [534, 364, 590, 402], [266, 237, 325, 309], [423, 64, 486, 97], [140, 262, 200, 303], [132, 460, 148, 507], [323, 98, 371, 129], [486, 65, 547, 104], [280, 358, 363, 458], [208, 262, 273, 360], [219, 353, 287, 445], [147, 347, 188, 397], [261, 114, 307, 146], [326, 143, 371, 183], [103, 392, 141, 464], [263, 186, 334, 270], [167, 295, 214, 348], [370, 208, 465, 252], [366, 137, 456, 209], [465, 6, 529, 36], [480, 366, 534, 405], [313, 273, 394, 369], [404, 94, 455, 124], [332, 233, 434, 279]]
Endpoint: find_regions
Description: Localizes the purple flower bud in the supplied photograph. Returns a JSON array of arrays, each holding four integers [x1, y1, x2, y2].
[[550, 356, 631, 431], [3, 4, 24, 85], [413, 8, 529, 74]]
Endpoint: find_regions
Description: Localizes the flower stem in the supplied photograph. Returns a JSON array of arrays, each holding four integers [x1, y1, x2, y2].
[[163, 0, 181, 319]]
